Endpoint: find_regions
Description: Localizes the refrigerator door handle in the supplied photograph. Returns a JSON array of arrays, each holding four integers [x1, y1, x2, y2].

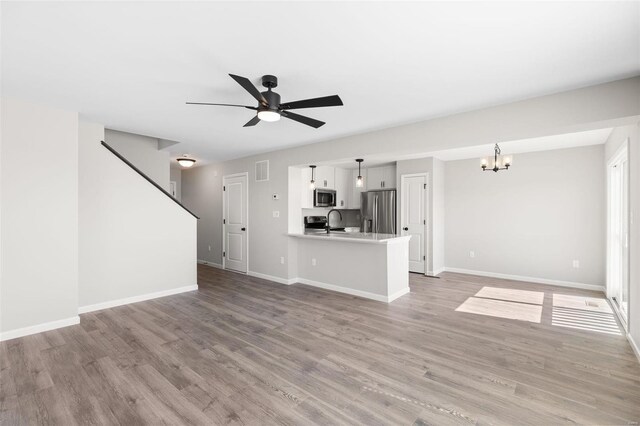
[[374, 196, 379, 233]]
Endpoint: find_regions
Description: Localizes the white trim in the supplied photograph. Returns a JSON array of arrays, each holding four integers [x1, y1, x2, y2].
[[198, 259, 223, 269], [628, 333, 640, 364], [605, 138, 630, 327], [611, 297, 629, 333], [443, 267, 604, 292], [248, 271, 296, 285], [432, 267, 445, 276], [222, 172, 249, 273], [388, 287, 411, 302], [297, 277, 410, 303], [78, 285, 198, 314], [0, 316, 80, 342]]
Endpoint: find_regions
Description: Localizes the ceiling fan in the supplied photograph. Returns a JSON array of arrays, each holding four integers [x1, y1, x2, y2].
[[186, 74, 343, 128]]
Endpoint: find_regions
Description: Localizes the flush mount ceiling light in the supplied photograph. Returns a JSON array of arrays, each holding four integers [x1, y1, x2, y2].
[[355, 159, 364, 187], [481, 144, 512, 173], [309, 165, 317, 190], [177, 155, 196, 168]]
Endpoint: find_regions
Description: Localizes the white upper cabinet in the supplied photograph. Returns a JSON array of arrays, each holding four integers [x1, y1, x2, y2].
[[315, 166, 335, 189], [366, 167, 385, 190], [300, 167, 314, 208], [334, 168, 350, 208], [366, 165, 396, 190], [383, 166, 396, 189]]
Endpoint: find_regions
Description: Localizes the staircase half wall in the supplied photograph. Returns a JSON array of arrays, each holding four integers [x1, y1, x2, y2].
[[79, 121, 198, 312]]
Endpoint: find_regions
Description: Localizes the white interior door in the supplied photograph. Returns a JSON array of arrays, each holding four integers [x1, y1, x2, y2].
[[401, 174, 426, 273], [223, 174, 248, 273]]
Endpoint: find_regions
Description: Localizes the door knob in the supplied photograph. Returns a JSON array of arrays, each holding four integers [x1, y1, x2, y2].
[[403, 227, 409, 231], [241, 227, 246, 231]]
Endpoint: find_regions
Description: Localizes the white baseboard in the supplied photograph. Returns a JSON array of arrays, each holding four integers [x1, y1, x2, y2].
[[248, 271, 296, 285], [628, 333, 640, 364], [443, 267, 605, 292], [198, 259, 223, 269], [0, 316, 80, 342], [432, 267, 445, 276], [388, 287, 411, 302], [78, 285, 198, 314], [297, 277, 409, 303]]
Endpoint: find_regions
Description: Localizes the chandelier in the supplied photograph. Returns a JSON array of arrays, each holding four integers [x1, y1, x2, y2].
[[481, 144, 512, 172]]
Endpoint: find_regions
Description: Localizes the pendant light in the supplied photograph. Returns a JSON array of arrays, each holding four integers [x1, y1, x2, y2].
[[309, 165, 316, 189], [481, 144, 511, 173], [177, 155, 196, 168], [355, 159, 364, 187]]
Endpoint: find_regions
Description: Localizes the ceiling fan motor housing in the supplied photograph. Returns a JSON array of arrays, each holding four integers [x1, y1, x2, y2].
[[261, 74, 278, 89], [261, 89, 281, 111]]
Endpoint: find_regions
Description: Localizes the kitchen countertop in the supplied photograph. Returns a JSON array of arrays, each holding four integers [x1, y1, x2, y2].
[[288, 232, 411, 244]]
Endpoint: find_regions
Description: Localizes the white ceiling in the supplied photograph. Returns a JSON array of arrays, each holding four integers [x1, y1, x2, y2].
[[2, 2, 638, 165]]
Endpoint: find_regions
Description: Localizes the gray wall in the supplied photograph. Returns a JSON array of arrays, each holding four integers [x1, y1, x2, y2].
[[444, 145, 606, 286], [1, 98, 79, 336], [105, 129, 170, 190], [182, 77, 640, 283]]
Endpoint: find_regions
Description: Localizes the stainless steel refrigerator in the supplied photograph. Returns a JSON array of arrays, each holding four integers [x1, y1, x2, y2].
[[361, 189, 396, 234]]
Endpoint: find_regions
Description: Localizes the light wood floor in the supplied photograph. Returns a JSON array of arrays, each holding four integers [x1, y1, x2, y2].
[[1, 265, 639, 425]]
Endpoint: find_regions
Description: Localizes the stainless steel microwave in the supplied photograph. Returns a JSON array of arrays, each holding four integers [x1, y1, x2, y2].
[[314, 189, 336, 207]]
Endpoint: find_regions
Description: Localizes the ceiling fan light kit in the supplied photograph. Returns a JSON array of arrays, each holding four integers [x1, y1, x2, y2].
[[187, 74, 343, 128], [257, 110, 280, 122], [481, 144, 512, 172]]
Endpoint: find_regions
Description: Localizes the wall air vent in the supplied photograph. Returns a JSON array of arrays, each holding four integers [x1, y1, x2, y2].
[[255, 160, 269, 182]]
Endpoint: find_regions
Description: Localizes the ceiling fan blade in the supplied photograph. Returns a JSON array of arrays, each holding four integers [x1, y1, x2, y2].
[[280, 111, 325, 128], [229, 74, 267, 106], [186, 102, 257, 109], [279, 95, 343, 110], [243, 115, 261, 127]]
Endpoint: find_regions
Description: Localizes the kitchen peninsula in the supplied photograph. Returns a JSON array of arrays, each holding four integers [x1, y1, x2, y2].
[[288, 231, 411, 302]]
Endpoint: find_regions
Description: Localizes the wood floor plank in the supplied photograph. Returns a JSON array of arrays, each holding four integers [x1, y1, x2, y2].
[[1, 265, 639, 425]]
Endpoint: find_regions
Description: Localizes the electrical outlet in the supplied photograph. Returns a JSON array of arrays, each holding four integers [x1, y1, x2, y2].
[[311, 258, 317, 266], [273, 210, 280, 218], [469, 251, 475, 258], [208, 245, 211, 252], [572, 260, 580, 269], [280, 257, 285, 265]]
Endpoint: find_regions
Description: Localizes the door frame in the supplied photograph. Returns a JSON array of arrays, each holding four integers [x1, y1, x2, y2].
[[222, 172, 249, 273], [400, 172, 429, 275], [606, 140, 629, 330]]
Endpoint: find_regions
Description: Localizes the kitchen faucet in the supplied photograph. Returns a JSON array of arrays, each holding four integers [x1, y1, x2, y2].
[[326, 209, 343, 234]]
